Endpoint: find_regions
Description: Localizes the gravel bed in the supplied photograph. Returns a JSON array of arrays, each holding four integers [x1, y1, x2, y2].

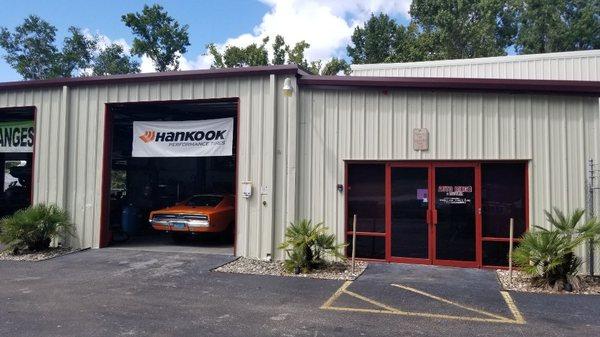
[[214, 257, 368, 280], [497, 269, 600, 295], [0, 247, 78, 262]]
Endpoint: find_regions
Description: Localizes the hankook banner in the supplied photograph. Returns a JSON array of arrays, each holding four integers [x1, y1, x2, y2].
[[131, 118, 233, 157], [0, 121, 34, 153], [132, 118, 234, 158]]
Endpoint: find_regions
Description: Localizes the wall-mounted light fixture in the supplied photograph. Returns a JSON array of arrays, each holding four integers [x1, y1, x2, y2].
[[282, 77, 293, 97]]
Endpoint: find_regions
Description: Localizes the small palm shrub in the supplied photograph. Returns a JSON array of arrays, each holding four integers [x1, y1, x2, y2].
[[513, 208, 600, 291], [0, 204, 73, 253], [278, 219, 346, 273]]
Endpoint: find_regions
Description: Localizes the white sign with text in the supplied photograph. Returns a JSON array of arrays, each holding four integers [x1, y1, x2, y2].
[[132, 118, 234, 157]]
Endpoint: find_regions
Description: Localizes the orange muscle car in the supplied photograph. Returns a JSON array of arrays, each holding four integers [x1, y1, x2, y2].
[[149, 194, 235, 233]]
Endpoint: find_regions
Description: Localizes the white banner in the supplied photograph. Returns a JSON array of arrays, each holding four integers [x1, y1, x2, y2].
[[0, 121, 34, 153], [132, 118, 234, 158]]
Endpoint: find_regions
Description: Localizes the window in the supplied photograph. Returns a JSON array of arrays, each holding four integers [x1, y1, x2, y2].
[[347, 236, 385, 260], [481, 163, 527, 266], [346, 163, 386, 259], [185, 195, 223, 207], [346, 164, 385, 233], [1, 157, 32, 217]]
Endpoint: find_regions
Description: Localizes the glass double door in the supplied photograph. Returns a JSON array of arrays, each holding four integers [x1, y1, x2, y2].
[[386, 163, 479, 267]]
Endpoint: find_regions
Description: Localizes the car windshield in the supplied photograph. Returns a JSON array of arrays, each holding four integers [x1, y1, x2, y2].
[[185, 195, 223, 207]]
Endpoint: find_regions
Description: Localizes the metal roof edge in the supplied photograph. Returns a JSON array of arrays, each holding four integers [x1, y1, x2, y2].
[[298, 75, 600, 96], [350, 50, 600, 71], [0, 64, 301, 90]]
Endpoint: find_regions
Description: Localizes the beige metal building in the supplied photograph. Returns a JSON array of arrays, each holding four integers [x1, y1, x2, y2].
[[0, 64, 599, 270], [350, 50, 600, 80]]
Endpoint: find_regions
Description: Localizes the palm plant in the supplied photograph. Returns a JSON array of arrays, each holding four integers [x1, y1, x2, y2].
[[0, 204, 73, 253], [513, 208, 600, 290], [278, 219, 346, 273]]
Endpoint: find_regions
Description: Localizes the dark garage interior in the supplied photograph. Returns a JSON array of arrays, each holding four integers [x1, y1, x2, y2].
[[0, 107, 34, 218], [105, 100, 237, 254]]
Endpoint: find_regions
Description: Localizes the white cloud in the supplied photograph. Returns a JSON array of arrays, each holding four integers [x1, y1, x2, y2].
[[205, 0, 411, 65], [91, 0, 413, 73], [82, 29, 132, 54]]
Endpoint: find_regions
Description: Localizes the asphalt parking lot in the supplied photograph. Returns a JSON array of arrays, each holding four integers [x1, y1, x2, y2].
[[1, 249, 599, 337]]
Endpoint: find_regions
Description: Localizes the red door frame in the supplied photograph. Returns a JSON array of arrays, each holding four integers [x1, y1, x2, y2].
[[386, 162, 432, 265], [99, 98, 240, 252], [346, 160, 528, 268], [385, 161, 480, 268], [429, 162, 480, 268]]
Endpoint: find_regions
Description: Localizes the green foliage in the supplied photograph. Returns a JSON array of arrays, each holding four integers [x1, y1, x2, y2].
[[271, 35, 286, 65], [122, 4, 190, 72], [208, 37, 270, 68], [208, 35, 339, 75], [347, 13, 402, 64], [278, 219, 346, 273], [321, 57, 351, 76], [349, 1, 598, 64], [58, 27, 97, 77], [515, 0, 600, 54], [0, 15, 96, 80], [513, 208, 600, 290], [410, 0, 517, 59], [92, 44, 140, 76], [0, 204, 74, 253]]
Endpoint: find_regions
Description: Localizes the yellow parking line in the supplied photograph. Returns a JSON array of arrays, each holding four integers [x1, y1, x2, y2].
[[320, 281, 525, 325], [390, 283, 509, 321], [501, 291, 526, 324], [320, 281, 352, 310]]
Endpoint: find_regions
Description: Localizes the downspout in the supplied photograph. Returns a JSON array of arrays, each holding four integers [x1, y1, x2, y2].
[[60, 85, 70, 209], [285, 75, 299, 244]]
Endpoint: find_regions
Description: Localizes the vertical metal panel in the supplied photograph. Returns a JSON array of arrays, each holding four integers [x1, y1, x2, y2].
[[351, 50, 600, 81], [297, 87, 600, 270]]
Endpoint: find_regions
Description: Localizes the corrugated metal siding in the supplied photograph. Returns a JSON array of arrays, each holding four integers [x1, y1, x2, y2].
[[351, 50, 600, 81], [0, 87, 68, 207], [0, 75, 291, 259], [297, 87, 600, 271]]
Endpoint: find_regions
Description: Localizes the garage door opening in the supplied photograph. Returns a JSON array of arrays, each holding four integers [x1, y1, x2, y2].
[[0, 107, 35, 218], [101, 99, 238, 255]]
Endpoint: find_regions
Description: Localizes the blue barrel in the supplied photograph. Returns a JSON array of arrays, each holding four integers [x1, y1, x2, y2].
[[121, 206, 140, 235]]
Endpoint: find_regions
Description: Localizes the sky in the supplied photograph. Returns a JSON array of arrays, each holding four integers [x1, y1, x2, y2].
[[0, 0, 412, 82]]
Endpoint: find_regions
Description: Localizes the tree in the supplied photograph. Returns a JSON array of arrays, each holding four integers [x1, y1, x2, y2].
[[271, 35, 286, 65], [0, 15, 60, 80], [207, 37, 269, 68], [208, 37, 269, 68], [410, 0, 517, 59], [321, 58, 350, 75], [92, 44, 140, 76], [285, 40, 321, 74], [391, 23, 430, 63], [122, 4, 190, 72], [515, 0, 600, 54], [0, 15, 97, 80], [208, 35, 331, 75], [57, 27, 97, 77], [347, 13, 399, 64]]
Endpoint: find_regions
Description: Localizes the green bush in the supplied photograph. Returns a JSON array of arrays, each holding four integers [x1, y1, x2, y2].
[[513, 208, 600, 291], [278, 219, 346, 273], [0, 204, 73, 253]]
